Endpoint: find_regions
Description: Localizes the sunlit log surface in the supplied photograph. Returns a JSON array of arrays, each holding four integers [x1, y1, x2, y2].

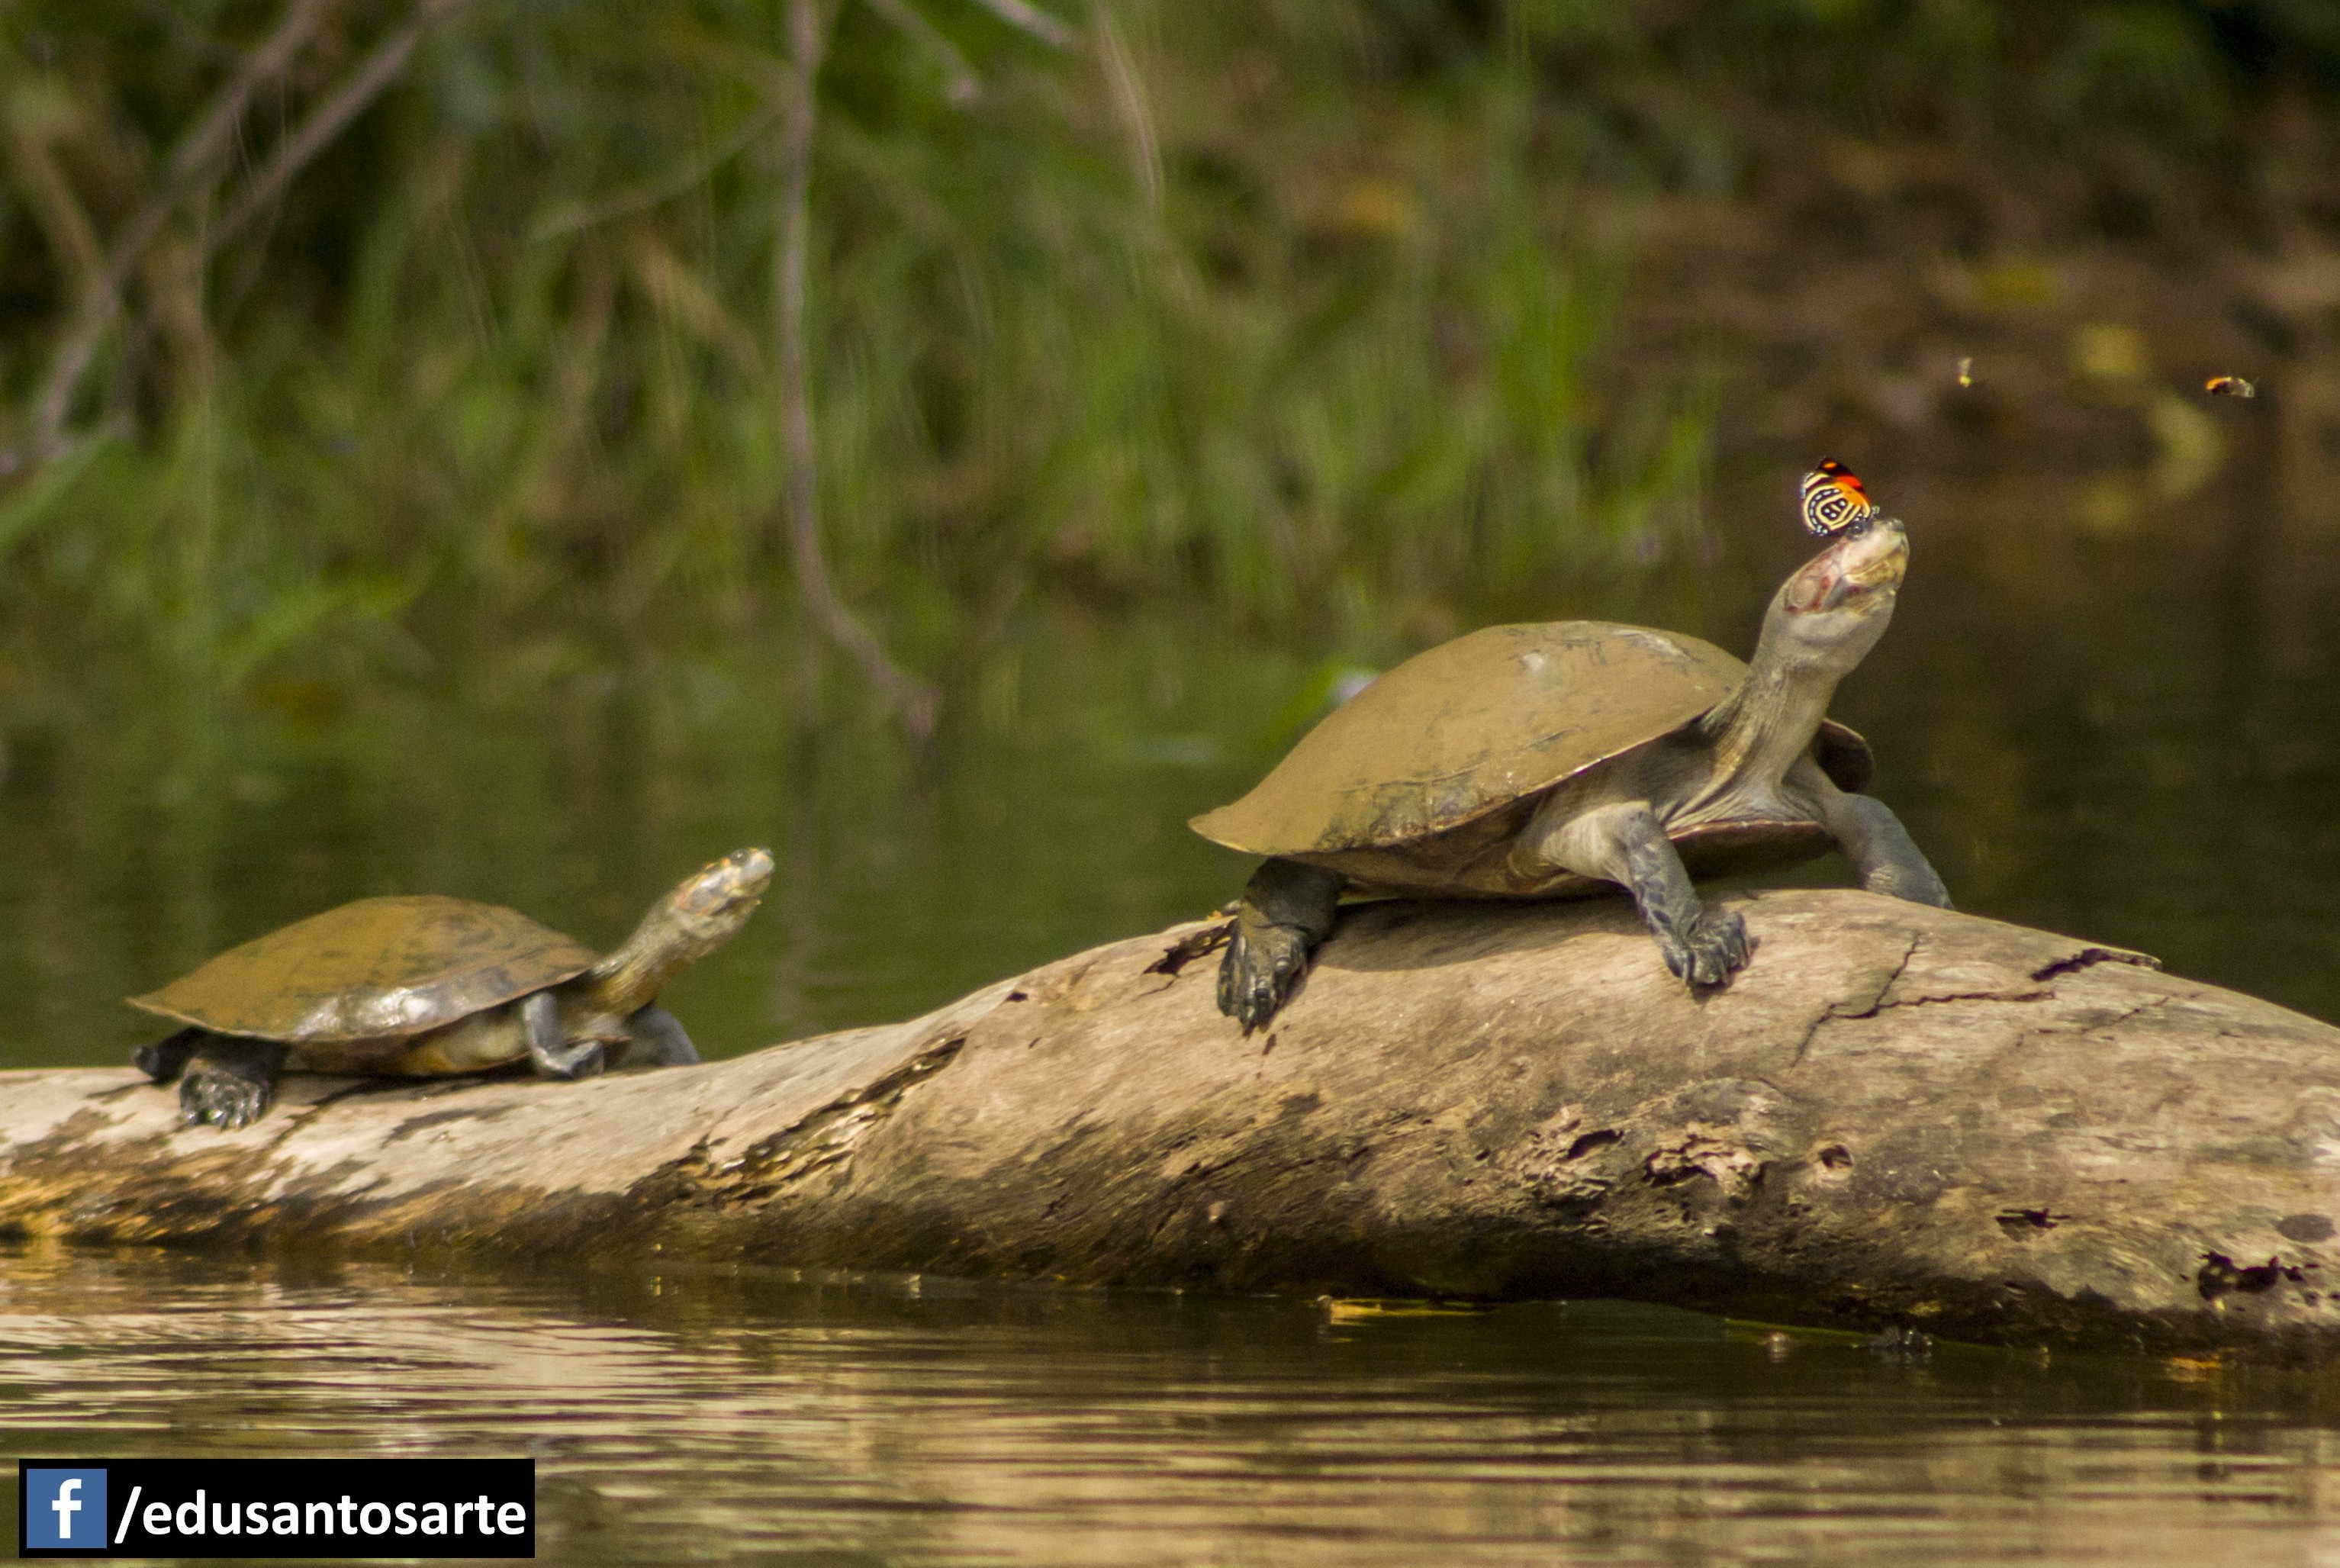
[[5, 888, 2338, 1360]]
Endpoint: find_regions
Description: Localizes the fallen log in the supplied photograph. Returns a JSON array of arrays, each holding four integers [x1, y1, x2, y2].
[[5, 888, 2339, 1359]]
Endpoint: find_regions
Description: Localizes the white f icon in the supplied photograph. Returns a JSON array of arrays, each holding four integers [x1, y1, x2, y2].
[[51, 1476, 82, 1539]]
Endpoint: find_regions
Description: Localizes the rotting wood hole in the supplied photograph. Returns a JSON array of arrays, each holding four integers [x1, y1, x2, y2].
[[1995, 1208, 2069, 1235], [1146, 923, 1233, 977], [1817, 1144, 1852, 1170], [2197, 1251, 2319, 1299], [1564, 1129, 1621, 1161], [1645, 1132, 1766, 1199]]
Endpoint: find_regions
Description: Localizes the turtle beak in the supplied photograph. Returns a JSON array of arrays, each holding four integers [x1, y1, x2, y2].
[[1783, 517, 1907, 615], [1842, 517, 1909, 591]]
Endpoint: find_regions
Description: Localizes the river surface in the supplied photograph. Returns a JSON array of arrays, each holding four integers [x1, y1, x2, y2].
[[5, 455, 2340, 1561]]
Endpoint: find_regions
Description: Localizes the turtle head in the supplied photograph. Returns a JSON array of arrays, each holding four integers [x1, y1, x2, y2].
[[659, 846, 776, 942], [1704, 514, 1907, 786], [1764, 514, 1907, 677], [584, 848, 775, 1013]]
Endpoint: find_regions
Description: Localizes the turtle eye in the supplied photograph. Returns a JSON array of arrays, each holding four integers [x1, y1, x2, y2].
[[1843, 517, 1870, 539]]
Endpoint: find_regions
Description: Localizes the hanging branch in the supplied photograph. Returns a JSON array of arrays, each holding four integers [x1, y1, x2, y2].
[[775, 0, 940, 739], [208, 0, 475, 256], [530, 102, 784, 244], [965, 0, 1073, 48], [1093, 8, 1160, 213], [861, 0, 980, 104], [27, 0, 336, 458]]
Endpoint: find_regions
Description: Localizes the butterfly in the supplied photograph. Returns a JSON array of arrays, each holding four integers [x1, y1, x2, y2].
[[2205, 375, 2255, 399], [1799, 459, 1878, 537]]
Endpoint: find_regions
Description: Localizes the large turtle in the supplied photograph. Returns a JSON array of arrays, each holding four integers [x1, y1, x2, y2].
[[130, 847, 774, 1129], [1193, 514, 1949, 1029]]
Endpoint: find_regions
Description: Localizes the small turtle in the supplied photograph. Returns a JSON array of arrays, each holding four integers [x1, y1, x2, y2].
[[131, 847, 774, 1129], [1193, 514, 1948, 1029]]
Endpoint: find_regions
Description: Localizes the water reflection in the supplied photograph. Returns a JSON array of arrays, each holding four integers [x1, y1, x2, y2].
[[2, 1249, 2337, 1564]]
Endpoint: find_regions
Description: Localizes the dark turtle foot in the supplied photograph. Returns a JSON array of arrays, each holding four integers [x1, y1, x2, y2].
[[522, 990, 606, 1080], [134, 1025, 204, 1083], [1656, 908, 1749, 989], [179, 1039, 288, 1130], [1218, 921, 1315, 1032], [621, 1005, 700, 1068], [1214, 859, 1344, 1032], [534, 1040, 604, 1079]]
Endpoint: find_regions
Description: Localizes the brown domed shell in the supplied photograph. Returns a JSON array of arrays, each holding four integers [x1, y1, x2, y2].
[[129, 896, 598, 1043], [1192, 620, 1872, 855]]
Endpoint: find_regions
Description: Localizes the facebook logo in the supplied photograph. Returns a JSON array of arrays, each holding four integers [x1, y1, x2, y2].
[[24, 1468, 108, 1550]]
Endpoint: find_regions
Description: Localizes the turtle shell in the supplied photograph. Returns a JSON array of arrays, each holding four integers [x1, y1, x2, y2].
[[129, 895, 599, 1044], [1191, 620, 1872, 857]]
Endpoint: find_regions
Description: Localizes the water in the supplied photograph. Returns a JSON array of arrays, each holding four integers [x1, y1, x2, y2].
[[5, 456, 2340, 1560], [5, 1251, 2339, 1566]]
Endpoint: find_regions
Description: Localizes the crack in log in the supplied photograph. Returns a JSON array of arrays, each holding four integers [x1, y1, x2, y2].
[[649, 1033, 970, 1212], [1790, 935, 1920, 1067], [1885, 987, 2054, 1009], [2028, 997, 2166, 1041], [1786, 935, 2139, 1070], [2033, 946, 2162, 981]]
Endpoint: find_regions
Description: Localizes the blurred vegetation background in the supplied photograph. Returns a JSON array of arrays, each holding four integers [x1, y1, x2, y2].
[[0, 0, 2333, 712], [5, 0, 2340, 1051]]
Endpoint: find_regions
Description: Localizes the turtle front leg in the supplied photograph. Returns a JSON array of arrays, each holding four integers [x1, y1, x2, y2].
[[178, 1037, 288, 1130], [1515, 797, 1747, 987], [621, 1005, 701, 1067], [1820, 788, 1952, 909], [1216, 858, 1344, 1032], [523, 990, 605, 1080]]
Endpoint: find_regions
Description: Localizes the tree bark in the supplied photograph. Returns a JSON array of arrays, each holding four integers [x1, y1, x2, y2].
[[7, 888, 2340, 1360]]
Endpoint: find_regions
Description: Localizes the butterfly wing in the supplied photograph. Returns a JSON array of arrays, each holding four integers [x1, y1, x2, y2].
[[1799, 460, 1876, 536]]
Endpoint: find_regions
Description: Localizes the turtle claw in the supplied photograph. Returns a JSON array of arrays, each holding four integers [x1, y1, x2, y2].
[[1657, 909, 1749, 990], [182, 1071, 271, 1129], [1695, 910, 1750, 985], [1218, 922, 1312, 1032], [532, 1038, 605, 1081], [176, 1040, 285, 1129], [520, 989, 604, 1080]]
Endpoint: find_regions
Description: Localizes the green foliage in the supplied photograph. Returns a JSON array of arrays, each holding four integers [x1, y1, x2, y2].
[[0, 0, 2319, 691], [0, 0, 1726, 691]]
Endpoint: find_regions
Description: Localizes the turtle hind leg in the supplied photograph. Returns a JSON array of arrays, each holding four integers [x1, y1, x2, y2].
[[523, 990, 604, 1080], [1822, 790, 1952, 910], [621, 1005, 700, 1068], [1216, 858, 1344, 1032], [179, 1038, 288, 1130], [134, 1025, 204, 1083]]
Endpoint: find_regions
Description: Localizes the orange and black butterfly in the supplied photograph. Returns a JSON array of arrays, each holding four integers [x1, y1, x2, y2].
[[1799, 459, 1878, 537]]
